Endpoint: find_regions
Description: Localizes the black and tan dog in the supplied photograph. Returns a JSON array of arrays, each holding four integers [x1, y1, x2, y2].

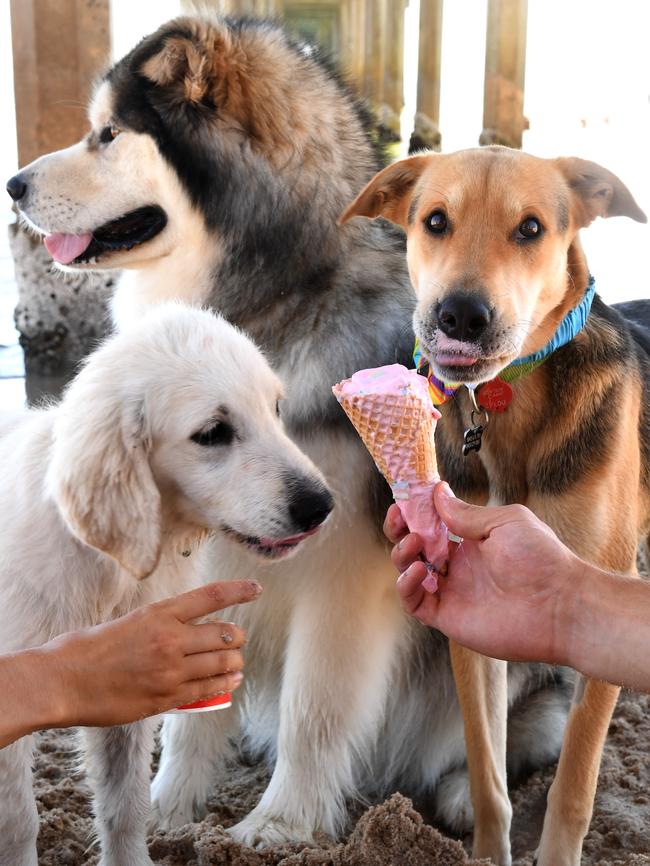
[[342, 147, 649, 866]]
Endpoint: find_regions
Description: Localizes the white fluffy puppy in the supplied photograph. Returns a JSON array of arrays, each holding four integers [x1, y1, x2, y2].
[[0, 303, 332, 866]]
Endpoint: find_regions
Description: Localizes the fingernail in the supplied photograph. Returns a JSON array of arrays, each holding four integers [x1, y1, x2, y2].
[[231, 672, 244, 687], [442, 482, 455, 498], [247, 580, 263, 595], [396, 564, 414, 585]]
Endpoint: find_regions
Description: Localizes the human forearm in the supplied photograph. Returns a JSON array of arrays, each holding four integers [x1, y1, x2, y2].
[[388, 488, 650, 691], [0, 580, 259, 748], [0, 647, 66, 748], [561, 564, 650, 691]]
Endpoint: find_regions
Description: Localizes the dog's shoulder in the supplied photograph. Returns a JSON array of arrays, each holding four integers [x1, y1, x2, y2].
[[530, 295, 650, 496], [545, 295, 635, 386], [547, 294, 650, 400]]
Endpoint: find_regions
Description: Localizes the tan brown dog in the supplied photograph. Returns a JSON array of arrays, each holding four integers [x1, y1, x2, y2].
[[341, 146, 649, 866]]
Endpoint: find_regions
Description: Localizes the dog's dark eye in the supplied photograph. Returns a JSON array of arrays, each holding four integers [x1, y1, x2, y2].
[[425, 210, 448, 235], [99, 125, 120, 144], [191, 421, 234, 447], [276, 400, 281, 418], [517, 217, 543, 240]]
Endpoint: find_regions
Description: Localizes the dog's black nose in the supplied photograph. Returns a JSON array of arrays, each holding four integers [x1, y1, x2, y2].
[[6, 174, 27, 202], [437, 294, 492, 341], [288, 480, 334, 533]]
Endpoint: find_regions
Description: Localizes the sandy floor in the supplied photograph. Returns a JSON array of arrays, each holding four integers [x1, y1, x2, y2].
[[34, 690, 650, 866]]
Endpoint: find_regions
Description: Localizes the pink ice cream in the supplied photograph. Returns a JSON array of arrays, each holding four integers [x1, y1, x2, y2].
[[333, 364, 448, 590], [335, 364, 433, 397]]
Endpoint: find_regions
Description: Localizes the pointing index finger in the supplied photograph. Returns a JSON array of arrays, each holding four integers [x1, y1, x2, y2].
[[170, 580, 263, 623]]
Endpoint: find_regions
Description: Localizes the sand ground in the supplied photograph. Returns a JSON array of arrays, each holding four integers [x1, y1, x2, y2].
[[34, 689, 650, 866]]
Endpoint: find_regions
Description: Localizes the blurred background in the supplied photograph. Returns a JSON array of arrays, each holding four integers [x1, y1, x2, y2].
[[1, 0, 649, 408]]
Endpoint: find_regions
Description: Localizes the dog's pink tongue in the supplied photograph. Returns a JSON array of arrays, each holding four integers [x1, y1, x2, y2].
[[44, 233, 92, 264]]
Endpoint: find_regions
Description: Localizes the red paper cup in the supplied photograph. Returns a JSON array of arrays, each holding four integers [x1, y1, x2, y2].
[[166, 692, 232, 715]]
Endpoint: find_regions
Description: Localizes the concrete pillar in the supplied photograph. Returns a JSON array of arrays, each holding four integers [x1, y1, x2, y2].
[[410, 0, 443, 152], [9, 0, 113, 375], [480, 0, 528, 148], [9, 224, 116, 376]]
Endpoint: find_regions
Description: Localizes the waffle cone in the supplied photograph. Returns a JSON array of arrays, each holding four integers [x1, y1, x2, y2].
[[337, 392, 438, 487]]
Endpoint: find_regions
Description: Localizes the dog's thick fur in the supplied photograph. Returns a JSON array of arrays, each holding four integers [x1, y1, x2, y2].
[[342, 146, 649, 866], [0, 303, 334, 866], [8, 16, 571, 854]]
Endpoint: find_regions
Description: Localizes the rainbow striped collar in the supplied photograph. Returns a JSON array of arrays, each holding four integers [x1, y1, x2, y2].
[[413, 277, 596, 405]]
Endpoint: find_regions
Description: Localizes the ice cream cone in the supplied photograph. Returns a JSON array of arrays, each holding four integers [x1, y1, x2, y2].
[[333, 364, 448, 587], [333, 391, 438, 488]]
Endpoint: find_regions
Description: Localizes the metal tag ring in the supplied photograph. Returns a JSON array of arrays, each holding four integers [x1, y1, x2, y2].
[[468, 387, 489, 428], [470, 408, 489, 427]]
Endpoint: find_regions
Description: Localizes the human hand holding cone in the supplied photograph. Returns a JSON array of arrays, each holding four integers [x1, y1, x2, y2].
[[332, 364, 448, 591]]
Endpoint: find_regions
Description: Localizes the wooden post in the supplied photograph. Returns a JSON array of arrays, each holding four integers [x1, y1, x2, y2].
[[346, 0, 367, 89], [254, 0, 281, 13], [411, 0, 443, 151], [381, 0, 405, 134], [481, 0, 528, 148], [362, 0, 385, 105], [10, 0, 111, 168], [338, 0, 357, 80]]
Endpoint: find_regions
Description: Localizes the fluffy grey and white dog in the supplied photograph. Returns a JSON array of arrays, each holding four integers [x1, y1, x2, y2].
[[6, 13, 571, 858]]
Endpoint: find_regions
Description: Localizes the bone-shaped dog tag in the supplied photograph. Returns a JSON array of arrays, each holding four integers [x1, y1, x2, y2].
[[463, 424, 484, 456]]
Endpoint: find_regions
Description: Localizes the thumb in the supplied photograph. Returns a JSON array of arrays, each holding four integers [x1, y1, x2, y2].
[[434, 482, 503, 540]]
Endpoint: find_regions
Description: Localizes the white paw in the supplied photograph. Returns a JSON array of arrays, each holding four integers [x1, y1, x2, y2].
[[149, 770, 207, 831], [434, 767, 474, 832], [228, 808, 314, 849], [97, 840, 154, 866]]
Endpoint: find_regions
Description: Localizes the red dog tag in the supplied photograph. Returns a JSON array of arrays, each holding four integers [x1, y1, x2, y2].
[[477, 377, 513, 413]]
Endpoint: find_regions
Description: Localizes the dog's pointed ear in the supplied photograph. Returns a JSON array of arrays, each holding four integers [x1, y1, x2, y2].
[[556, 157, 647, 226], [141, 32, 215, 104], [339, 155, 431, 228], [48, 403, 162, 580]]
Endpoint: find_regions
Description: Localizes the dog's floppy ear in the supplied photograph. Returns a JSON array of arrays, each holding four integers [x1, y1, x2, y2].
[[339, 155, 431, 228], [48, 403, 162, 580], [556, 157, 647, 226]]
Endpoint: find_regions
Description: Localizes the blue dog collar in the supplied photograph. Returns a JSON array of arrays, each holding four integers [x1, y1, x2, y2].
[[509, 276, 596, 368]]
